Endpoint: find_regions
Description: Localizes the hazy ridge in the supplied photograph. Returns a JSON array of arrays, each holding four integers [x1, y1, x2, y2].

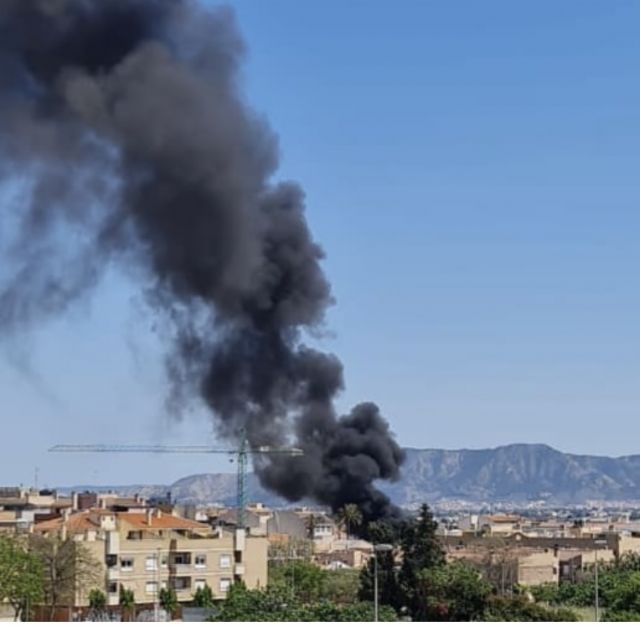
[[60, 444, 640, 508]]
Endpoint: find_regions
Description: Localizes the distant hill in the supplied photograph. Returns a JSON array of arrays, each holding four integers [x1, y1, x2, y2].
[[60, 444, 640, 508], [387, 444, 640, 507]]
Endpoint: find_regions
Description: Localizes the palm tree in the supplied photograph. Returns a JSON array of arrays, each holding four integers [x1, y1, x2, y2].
[[337, 504, 363, 544]]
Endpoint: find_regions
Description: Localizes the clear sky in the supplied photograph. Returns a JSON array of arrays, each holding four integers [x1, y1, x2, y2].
[[2, 0, 640, 487]]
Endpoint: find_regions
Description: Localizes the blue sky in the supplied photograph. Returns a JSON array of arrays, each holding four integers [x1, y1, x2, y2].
[[2, 0, 640, 486]]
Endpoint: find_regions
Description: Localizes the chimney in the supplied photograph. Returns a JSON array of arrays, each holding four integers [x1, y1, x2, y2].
[[156, 509, 163, 519], [71, 491, 78, 511], [61, 509, 70, 541], [146, 509, 153, 526]]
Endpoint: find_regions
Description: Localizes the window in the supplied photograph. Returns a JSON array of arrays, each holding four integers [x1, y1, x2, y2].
[[127, 531, 143, 540], [107, 582, 118, 594], [120, 558, 134, 571], [171, 577, 191, 591], [145, 581, 158, 595], [219, 555, 232, 569], [173, 553, 191, 565], [194, 579, 207, 591], [220, 578, 232, 593], [195, 554, 206, 569], [145, 556, 158, 571], [160, 554, 168, 568]]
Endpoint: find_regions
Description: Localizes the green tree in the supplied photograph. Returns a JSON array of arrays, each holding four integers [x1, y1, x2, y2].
[[602, 609, 640, 621], [193, 583, 215, 608], [602, 570, 640, 614], [210, 581, 397, 621], [484, 595, 578, 621], [119, 587, 135, 621], [88, 588, 106, 610], [269, 561, 328, 603], [159, 587, 178, 614], [358, 521, 402, 612], [337, 504, 363, 540], [0, 535, 44, 621], [396, 503, 445, 617], [324, 569, 360, 605], [413, 561, 491, 621]]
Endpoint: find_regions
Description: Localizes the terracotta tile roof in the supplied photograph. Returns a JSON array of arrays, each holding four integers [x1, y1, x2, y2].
[[34, 512, 99, 532], [33, 509, 210, 532], [117, 512, 210, 530]]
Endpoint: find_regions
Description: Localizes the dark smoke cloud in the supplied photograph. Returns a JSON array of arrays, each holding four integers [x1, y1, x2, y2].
[[0, 0, 405, 524]]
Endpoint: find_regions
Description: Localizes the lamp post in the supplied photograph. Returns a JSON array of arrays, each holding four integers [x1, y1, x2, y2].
[[373, 543, 393, 622], [594, 537, 608, 622], [154, 547, 161, 622]]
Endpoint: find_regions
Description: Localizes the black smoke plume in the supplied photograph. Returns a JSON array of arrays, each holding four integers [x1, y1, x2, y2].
[[0, 0, 404, 525]]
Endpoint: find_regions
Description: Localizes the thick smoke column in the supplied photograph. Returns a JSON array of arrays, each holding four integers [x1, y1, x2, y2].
[[0, 0, 404, 524]]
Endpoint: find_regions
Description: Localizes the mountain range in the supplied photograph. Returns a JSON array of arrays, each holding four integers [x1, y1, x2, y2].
[[60, 444, 640, 508]]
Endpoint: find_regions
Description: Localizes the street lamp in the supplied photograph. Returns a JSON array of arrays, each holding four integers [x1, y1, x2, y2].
[[593, 536, 608, 622], [373, 543, 393, 622]]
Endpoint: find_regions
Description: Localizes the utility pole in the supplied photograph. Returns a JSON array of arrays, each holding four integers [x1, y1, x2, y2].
[[374, 549, 379, 622], [154, 546, 161, 622], [594, 545, 600, 623], [594, 537, 607, 622], [373, 544, 393, 622]]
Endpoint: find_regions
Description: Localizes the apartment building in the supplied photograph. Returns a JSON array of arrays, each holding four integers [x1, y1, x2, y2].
[[33, 507, 268, 608], [0, 488, 73, 534]]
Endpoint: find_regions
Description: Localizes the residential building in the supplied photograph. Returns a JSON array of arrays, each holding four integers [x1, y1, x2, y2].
[[33, 507, 268, 608]]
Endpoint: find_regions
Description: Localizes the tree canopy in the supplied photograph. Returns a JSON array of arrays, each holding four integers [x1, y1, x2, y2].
[[210, 581, 397, 622], [0, 535, 43, 621]]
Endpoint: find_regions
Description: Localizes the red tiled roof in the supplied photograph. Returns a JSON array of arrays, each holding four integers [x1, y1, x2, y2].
[[34, 512, 99, 532], [33, 508, 210, 532], [117, 512, 209, 530]]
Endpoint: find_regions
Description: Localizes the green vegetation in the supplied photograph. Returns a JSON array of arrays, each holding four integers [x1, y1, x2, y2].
[[193, 583, 215, 608], [399, 502, 447, 616], [0, 535, 44, 621], [337, 503, 364, 539], [269, 560, 364, 606], [269, 560, 329, 603], [484, 596, 578, 621], [530, 554, 640, 621], [9, 503, 640, 622], [414, 560, 492, 621], [357, 503, 581, 622], [119, 587, 135, 621], [88, 588, 106, 610], [209, 581, 397, 622], [159, 587, 178, 614], [323, 568, 360, 605]]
